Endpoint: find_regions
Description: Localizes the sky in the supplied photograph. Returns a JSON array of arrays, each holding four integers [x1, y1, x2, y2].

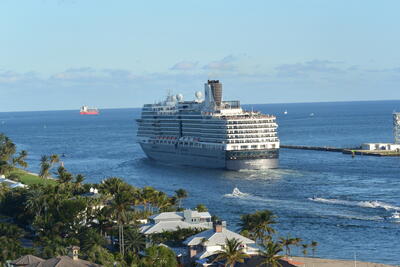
[[1, 0, 400, 112]]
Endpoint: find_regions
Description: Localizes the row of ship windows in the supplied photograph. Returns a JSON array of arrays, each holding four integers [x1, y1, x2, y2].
[[139, 137, 278, 143], [145, 139, 277, 150], [138, 131, 277, 138], [140, 117, 276, 124], [138, 125, 277, 130], [139, 127, 277, 132], [230, 144, 277, 149]]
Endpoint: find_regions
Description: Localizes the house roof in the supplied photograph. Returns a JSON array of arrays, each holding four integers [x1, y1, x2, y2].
[[140, 220, 208, 235], [183, 228, 255, 246], [26, 256, 101, 267], [11, 255, 44, 265], [149, 212, 183, 221], [149, 210, 211, 221]]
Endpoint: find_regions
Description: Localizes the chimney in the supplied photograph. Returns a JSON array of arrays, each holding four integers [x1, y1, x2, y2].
[[69, 246, 80, 260], [208, 80, 222, 107], [213, 220, 223, 233]]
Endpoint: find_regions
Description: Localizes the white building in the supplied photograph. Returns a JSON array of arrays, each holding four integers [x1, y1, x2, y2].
[[361, 143, 400, 151], [183, 222, 259, 266], [140, 209, 213, 235], [0, 175, 27, 189]]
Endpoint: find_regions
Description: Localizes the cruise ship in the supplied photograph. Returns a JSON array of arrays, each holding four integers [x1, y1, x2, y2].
[[136, 80, 279, 170]]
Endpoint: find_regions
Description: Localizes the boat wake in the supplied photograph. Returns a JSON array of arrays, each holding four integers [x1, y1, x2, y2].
[[224, 187, 250, 198], [309, 197, 400, 211]]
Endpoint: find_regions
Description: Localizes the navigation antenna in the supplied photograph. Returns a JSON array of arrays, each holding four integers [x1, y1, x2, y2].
[[394, 112, 400, 144]]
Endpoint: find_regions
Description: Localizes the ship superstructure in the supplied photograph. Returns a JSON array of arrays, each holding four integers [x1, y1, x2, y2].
[[80, 106, 99, 115], [136, 80, 279, 170]]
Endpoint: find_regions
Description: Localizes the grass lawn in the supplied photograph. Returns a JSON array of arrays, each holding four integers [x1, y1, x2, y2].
[[11, 169, 57, 186]]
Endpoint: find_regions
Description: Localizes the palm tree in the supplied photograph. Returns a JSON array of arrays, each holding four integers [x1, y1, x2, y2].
[[57, 166, 73, 183], [279, 235, 298, 258], [110, 188, 134, 255], [141, 245, 178, 267], [100, 177, 126, 196], [213, 238, 250, 267], [175, 188, 188, 209], [140, 186, 157, 212], [301, 244, 308, 256], [49, 154, 60, 165], [0, 134, 16, 161], [310, 241, 318, 257], [39, 156, 51, 179], [124, 226, 145, 254], [196, 204, 208, 212], [0, 160, 13, 175], [240, 210, 277, 242], [25, 186, 47, 218], [258, 241, 284, 267], [75, 174, 85, 184], [12, 150, 28, 169]]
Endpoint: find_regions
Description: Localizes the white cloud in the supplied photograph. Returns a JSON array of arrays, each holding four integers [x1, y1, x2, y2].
[[275, 60, 345, 77], [170, 61, 198, 71], [203, 55, 237, 71]]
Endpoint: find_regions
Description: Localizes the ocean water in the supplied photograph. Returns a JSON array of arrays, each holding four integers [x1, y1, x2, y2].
[[1, 100, 400, 265]]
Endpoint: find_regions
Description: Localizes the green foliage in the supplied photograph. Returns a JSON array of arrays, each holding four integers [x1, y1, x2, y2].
[[140, 245, 177, 267], [0, 222, 25, 239], [196, 204, 208, 212], [213, 238, 249, 267], [278, 235, 301, 257], [239, 210, 276, 242], [85, 245, 115, 266], [79, 228, 107, 253], [258, 241, 284, 267], [0, 236, 34, 265], [174, 188, 188, 209], [123, 226, 146, 254], [310, 240, 318, 257], [150, 227, 204, 246], [0, 133, 16, 162], [301, 243, 308, 256]]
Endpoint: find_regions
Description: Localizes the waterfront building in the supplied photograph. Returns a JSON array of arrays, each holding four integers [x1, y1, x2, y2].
[[136, 80, 279, 170], [362, 112, 400, 151], [183, 221, 259, 266], [140, 209, 213, 236]]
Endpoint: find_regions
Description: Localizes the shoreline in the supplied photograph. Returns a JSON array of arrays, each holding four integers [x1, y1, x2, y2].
[[290, 257, 397, 267]]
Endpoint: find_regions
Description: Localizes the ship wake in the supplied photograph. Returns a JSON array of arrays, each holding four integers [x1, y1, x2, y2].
[[309, 197, 400, 211]]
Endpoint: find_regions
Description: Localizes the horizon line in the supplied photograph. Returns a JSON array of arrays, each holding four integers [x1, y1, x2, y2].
[[1, 98, 400, 113]]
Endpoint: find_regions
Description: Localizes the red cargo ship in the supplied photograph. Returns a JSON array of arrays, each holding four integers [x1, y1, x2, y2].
[[80, 105, 99, 115]]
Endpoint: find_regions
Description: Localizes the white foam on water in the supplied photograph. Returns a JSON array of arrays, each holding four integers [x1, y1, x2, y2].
[[390, 211, 400, 220], [309, 197, 400, 211], [224, 187, 250, 198]]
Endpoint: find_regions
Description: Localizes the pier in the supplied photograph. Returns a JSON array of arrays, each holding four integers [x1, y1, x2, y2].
[[280, 145, 346, 152], [281, 145, 400, 157]]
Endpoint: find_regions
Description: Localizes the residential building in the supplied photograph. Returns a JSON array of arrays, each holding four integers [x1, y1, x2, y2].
[[140, 209, 213, 235], [183, 221, 259, 266]]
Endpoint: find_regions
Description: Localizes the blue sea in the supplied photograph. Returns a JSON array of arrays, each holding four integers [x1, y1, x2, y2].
[[1, 101, 400, 265]]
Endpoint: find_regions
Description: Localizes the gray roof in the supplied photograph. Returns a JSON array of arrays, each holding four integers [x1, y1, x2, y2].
[[149, 212, 183, 221], [11, 255, 44, 265], [184, 228, 255, 246], [26, 256, 101, 267], [140, 220, 208, 235]]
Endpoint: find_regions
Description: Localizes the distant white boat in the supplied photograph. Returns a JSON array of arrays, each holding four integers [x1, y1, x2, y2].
[[231, 187, 249, 197], [391, 211, 400, 219], [310, 113, 314, 117], [283, 110, 288, 115]]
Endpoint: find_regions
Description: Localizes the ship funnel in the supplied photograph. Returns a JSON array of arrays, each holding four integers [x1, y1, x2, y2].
[[208, 80, 222, 107]]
